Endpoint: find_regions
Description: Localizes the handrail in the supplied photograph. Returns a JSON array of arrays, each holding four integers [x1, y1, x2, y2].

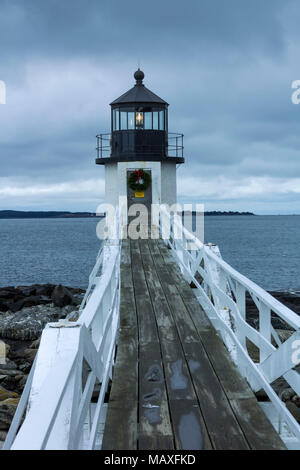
[[159, 205, 300, 446], [4, 212, 122, 450], [96, 132, 184, 159]]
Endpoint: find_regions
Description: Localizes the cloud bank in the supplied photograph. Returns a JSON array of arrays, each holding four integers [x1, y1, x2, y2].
[[0, 0, 300, 214]]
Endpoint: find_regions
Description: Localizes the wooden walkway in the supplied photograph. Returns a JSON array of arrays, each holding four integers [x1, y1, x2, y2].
[[102, 238, 286, 450]]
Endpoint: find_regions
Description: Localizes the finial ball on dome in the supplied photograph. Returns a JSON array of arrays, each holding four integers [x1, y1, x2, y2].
[[134, 68, 144, 83]]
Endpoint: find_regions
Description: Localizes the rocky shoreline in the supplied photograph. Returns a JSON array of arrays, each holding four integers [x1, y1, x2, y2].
[[0, 285, 299, 447], [0, 283, 84, 446]]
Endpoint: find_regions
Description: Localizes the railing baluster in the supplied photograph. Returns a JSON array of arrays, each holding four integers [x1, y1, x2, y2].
[[259, 303, 271, 362]]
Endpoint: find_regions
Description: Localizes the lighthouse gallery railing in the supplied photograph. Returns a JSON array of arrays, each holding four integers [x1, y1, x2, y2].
[[4, 206, 300, 449]]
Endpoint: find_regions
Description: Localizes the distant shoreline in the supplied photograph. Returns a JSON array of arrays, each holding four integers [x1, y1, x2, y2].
[[0, 210, 101, 219], [0, 210, 255, 219]]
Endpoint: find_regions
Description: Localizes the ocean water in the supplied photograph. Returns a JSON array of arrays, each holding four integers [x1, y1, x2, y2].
[[0, 215, 299, 291]]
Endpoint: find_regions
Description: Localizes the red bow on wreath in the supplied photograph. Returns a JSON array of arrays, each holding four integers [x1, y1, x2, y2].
[[135, 169, 143, 184]]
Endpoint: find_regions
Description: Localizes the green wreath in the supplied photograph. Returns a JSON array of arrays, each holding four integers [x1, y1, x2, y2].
[[128, 169, 151, 191]]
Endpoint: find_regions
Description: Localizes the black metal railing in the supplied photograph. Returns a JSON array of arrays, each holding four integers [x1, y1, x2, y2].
[[96, 133, 111, 159], [167, 132, 184, 158], [96, 132, 184, 159]]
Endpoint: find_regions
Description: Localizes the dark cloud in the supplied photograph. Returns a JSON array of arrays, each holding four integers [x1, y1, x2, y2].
[[0, 0, 300, 213]]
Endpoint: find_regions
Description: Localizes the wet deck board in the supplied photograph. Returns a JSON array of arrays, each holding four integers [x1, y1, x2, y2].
[[102, 238, 286, 451]]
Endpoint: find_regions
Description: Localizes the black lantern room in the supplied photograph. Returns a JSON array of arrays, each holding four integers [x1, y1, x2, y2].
[[95, 69, 184, 164]]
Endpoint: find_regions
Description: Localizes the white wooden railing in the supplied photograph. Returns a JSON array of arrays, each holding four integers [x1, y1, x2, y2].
[[159, 206, 300, 446], [4, 205, 300, 449], [3, 240, 121, 450]]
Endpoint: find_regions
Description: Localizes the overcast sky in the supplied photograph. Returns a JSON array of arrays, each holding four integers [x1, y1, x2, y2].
[[0, 0, 300, 214]]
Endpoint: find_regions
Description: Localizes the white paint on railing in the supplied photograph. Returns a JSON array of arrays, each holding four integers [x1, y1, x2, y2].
[[4, 204, 300, 450], [4, 238, 121, 450], [159, 205, 300, 448]]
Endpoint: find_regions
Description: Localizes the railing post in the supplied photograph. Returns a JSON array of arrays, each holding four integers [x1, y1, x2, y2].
[[259, 303, 271, 362], [236, 284, 246, 349]]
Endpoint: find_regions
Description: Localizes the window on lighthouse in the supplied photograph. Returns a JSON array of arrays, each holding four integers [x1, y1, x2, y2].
[[128, 112, 135, 129], [144, 112, 152, 129]]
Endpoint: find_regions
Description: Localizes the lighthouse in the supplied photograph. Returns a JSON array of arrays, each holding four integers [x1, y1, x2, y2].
[[96, 69, 184, 227]]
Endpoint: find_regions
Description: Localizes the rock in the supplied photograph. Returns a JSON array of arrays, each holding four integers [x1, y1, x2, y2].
[[0, 398, 20, 430], [292, 395, 300, 407], [0, 300, 9, 313], [0, 385, 19, 401], [65, 310, 79, 322], [0, 368, 22, 377], [286, 401, 300, 423], [30, 338, 40, 349], [4, 343, 10, 356], [51, 285, 74, 307], [18, 362, 32, 374], [20, 286, 37, 297], [19, 348, 37, 363], [0, 304, 63, 340], [0, 361, 17, 370], [8, 295, 51, 313], [34, 284, 55, 297], [1, 375, 24, 392], [0, 288, 19, 299], [281, 388, 295, 402], [16, 375, 28, 393]]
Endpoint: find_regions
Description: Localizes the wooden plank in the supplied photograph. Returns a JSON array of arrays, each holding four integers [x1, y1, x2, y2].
[[157, 239, 286, 449], [105, 238, 286, 450], [139, 434, 174, 450], [197, 329, 254, 400], [121, 239, 131, 265], [102, 401, 138, 450], [160, 339, 198, 401], [120, 286, 137, 328], [151, 260, 200, 344], [168, 399, 212, 450], [139, 342, 174, 450], [230, 398, 287, 450], [102, 328, 138, 450], [183, 342, 250, 450], [130, 239, 159, 345], [103, 240, 139, 450], [139, 240, 176, 332]]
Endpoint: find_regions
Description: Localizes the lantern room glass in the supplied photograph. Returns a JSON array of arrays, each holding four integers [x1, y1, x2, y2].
[[135, 112, 144, 129], [112, 108, 165, 131]]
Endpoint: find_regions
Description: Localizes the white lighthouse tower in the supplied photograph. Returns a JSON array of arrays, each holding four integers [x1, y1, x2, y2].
[[96, 69, 184, 226]]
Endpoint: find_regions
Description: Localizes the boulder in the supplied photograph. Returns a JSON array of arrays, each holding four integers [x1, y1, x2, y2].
[[19, 348, 37, 363], [0, 385, 19, 401], [0, 375, 24, 392], [0, 300, 9, 313], [16, 375, 28, 393], [0, 398, 19, 430], [35, 284, 55, 297], [286, 401, 300, 423], [0, 361, 17, 370], [30, 338, 40, 349], [51, 285, 74, 307], [0, 368, 22, 377], [0, 304, 62, 340]]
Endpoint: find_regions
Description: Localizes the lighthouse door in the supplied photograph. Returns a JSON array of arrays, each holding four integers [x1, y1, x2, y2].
[[127, 170, 152, 229]]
